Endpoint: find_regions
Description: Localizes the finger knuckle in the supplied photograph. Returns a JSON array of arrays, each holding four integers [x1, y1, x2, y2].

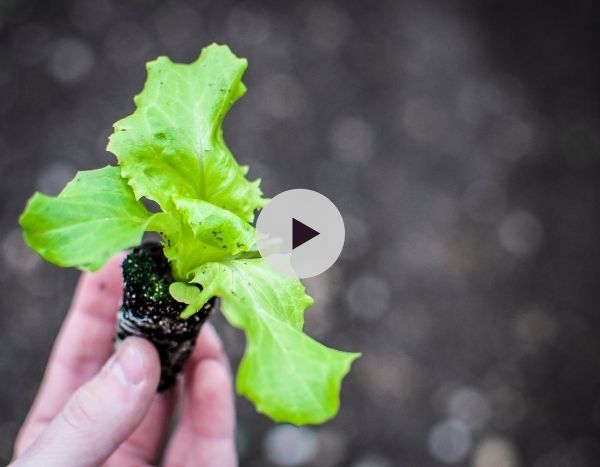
[[61, 390, 97, 432]]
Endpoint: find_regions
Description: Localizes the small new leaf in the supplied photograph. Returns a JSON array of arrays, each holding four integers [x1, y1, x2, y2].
[[169, 281, 208, 317], [169, 282, 201, 304]]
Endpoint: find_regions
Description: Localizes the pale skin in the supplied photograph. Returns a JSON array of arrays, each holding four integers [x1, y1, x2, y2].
[[10, 254, 238, 467]]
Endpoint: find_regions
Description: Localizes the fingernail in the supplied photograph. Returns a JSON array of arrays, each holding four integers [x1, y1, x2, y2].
[[110, 341, 145, 386]]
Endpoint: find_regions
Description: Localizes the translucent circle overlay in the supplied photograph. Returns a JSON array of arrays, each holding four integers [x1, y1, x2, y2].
[[255, 189, 345, 278]]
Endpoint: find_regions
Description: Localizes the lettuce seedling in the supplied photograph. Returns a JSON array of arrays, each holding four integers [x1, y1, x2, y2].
[[19, 44, 360, 425]]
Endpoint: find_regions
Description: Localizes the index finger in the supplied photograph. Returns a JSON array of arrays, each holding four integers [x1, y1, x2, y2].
[[14, 253, 125, 456]]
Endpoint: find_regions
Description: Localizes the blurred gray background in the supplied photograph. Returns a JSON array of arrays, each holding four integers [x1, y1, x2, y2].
[[1, 0, 600, 466]]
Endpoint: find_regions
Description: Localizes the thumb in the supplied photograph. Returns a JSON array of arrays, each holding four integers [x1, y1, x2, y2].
[[12, 337, 160, 467]]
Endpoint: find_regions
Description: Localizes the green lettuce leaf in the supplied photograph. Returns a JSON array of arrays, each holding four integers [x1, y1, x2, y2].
[[169, 281, 207, 317], [169, 281, 202, 304], [107, 43, 266, 220], [19, 166, 153, 271], [162, 197, 255, 279], [187, 259, 360, 425]]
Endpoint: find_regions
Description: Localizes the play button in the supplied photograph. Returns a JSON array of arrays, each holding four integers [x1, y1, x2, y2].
[[292, 218, 320, 249], [255, 189, 345, 278]]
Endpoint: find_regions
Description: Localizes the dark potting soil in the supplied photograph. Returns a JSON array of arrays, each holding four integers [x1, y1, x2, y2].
[[116, 242, 216, 391]]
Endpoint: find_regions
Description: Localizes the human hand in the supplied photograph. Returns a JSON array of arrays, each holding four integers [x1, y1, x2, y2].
[[11, 255, 237, 467]]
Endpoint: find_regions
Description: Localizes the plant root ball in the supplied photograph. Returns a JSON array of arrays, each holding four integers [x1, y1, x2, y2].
[[116, 242, 216, 391]]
